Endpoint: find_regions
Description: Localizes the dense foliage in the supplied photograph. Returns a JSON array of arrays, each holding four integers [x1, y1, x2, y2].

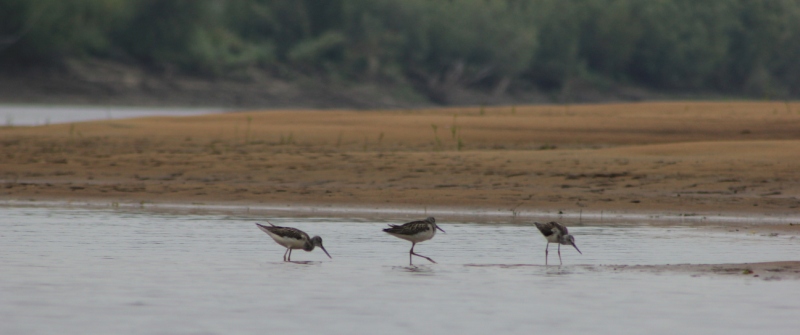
[[1, 0, 799, 99]]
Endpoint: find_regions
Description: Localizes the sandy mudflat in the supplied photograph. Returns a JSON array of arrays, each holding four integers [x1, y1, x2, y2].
[[2, 102, 800, 278], [598, 261, 800, 280], [464, 261, 800, 280], [1, 101, 799, 222]]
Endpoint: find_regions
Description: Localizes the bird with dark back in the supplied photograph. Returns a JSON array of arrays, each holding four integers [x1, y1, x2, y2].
[[534, 221, 582, 265], [383, 216, 445, 265], [256, 222, 332, 262]]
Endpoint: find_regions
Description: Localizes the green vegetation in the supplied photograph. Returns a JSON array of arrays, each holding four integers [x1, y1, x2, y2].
[[1, 0, 800, 99], [279, 132, 294, 145], [431, 123, 441, 149]]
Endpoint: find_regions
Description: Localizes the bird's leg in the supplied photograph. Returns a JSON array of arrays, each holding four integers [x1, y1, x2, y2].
[[409, 243, 415, 266], [287, 248, 293, 262], [545, 243, 549, 266], [410, 242, 437, 264], [283, 248, 290, 262], [412, 252, 437, 264], [557, 244, 562, 265]]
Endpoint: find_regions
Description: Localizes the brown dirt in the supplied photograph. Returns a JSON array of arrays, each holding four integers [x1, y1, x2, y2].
[[467, 261, 800, 280], [598, 261, 800, 280], [1, 101, 800, 224]]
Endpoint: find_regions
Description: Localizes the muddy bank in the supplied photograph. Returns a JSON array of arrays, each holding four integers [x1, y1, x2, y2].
[[597, 261, 800, 280], [1, 101, 799, 222], [465, 262, 800, 280]]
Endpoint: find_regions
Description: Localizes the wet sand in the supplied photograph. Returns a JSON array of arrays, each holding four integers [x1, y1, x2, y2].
[[2, 101, 799, 217], [465, 262, 800, 280], [600, 261, 800, 280], [1, 101, 800, 278]]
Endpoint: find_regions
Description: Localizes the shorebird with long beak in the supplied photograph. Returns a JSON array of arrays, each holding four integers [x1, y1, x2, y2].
[[256, 222, 332, 262], [383, 217, 445, 265], [534, 221, 582, 265]]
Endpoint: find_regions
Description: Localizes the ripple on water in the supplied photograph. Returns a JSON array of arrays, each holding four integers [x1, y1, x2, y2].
[[1, 207, 799, 335]]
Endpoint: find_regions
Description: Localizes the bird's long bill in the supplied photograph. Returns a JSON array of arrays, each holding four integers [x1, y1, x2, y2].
[[572, 242, 582, 254], [320, 245, 332, 259], [436, 225, 446, 234]]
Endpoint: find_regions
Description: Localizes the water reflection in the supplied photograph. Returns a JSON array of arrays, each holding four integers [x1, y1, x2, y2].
[[1, 207, 799, 334], [284, 261, 321, 265], [389, 265, 437, 275], [0, 105, 220, 126]]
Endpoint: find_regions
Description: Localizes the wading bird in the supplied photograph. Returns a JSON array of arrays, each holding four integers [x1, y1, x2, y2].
[[534, 221, 581, 265], [383, 217, 445, 265], [256, 222, 331, 262]]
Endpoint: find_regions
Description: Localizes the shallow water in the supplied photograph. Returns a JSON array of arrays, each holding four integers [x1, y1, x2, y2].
[[0, 105, 220, 126], [1, 207, 799, 335]]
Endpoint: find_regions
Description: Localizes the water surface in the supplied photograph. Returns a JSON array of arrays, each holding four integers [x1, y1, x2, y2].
[[0, 105, 221, 126], [1, 207, 799, 335]]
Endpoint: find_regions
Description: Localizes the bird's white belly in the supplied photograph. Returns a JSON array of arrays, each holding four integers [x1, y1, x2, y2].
[[544, 235, 560, 244], [266, 232, 306, 249], [392, 229, 436, 243]]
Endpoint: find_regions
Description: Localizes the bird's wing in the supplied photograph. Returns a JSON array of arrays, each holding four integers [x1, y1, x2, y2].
[[534, 222, 556, 237], [383, 220, 431, 234], [256, 223, 308, 240], [550, 221, 569, 235]]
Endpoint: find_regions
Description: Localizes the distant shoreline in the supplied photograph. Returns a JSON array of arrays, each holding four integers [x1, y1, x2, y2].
[[3, 197, 800, 227], [0, 105, 222, 126], [0, 59, 714, 111]]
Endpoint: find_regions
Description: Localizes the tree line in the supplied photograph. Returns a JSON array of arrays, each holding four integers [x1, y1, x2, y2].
[[1, 0, 799, 102]]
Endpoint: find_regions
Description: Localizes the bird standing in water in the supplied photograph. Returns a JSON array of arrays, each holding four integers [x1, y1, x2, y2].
[[383, 217, 445, 265], [256, 222, 332, 262], [534, 221, 582, 265]]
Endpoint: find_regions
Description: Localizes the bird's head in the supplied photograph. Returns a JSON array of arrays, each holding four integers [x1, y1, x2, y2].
[[565, 235, 582, 254], [309, 236, 332, 259], [426, 217, 445, 233]]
